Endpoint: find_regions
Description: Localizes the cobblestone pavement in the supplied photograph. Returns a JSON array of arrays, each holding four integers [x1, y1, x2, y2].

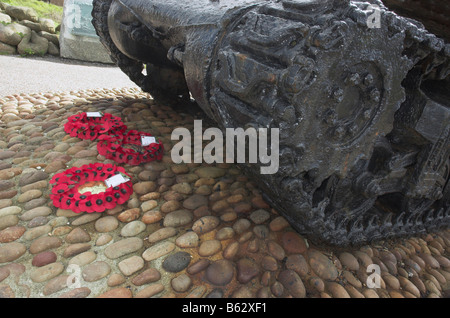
[[0, 87, 449, 299]]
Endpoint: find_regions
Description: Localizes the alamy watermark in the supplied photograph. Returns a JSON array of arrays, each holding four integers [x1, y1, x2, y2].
[[65, 3, 82, 29], [366, 264, 381, 288], [366, 4, 381, 29], [171, 120, 280, 174], [66, 264, 82, 289]]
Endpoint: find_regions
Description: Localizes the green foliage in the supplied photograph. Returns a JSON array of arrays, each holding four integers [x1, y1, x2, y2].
[[20, 47, 34, 56], [20, 47, 44, 57], [1, 0, 63, 23]]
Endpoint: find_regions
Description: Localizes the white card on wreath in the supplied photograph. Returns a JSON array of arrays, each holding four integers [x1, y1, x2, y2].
[[104, 174, 130, 188], [141, 136, 157, 146], [86, 112, 103, 117]]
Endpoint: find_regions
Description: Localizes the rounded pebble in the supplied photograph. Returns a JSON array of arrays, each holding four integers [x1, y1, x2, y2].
[[94, 216, 119, 233], [162, 251, 192, 273], [82, 261, 111, 282], [32, 251, 57, 267], [171, 273, 192, 292], [205, 260, 234, 286]]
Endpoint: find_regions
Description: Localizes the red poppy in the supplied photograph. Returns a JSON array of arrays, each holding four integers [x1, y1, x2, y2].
[[64, 112, 127, 141], [49, 163, 133, 213], [96, 130, 164, 165]]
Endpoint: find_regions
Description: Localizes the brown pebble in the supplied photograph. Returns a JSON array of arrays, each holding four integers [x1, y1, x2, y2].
[[43, 275, 70, 296], [286, 254, 310, 277], [132, 268, 161, 286], [97, 287, 133, 298], [325, 282, 350, 298], [71, 213, 101, 226], [171, 273, 192, 292], [419, 253, 440, 269], [0, 215, 19, 231], [398, 276, 421, 298], [65, 227, 91, 243], [353, 250, 373, 268], [160, 200, 182, 213], [142, 210, 163, 224], [307, 249, 338, 281], [278, 269, 306, 298], [134, 284, 164, 298], [205, 260, 234, 286], [18, 170, 48, 187], [118, 208, 141, 223], [271, 281, 284, 297], [58, 287, 91, 298], [199, 240, 222, 257], [222, 241, 239, 260], [141, 200, 158, 212], [147, 227, 177, 243], [82, 261, 111, 282], [63, 243, 91, 258], [192, 216, 220, 234], [163, 209, 193, 227], [187, 259, 210, 275], [261, 255, 279, 271], [281, 231, 307, 254], [17, 189, 42, 203], [428, 268, 446, 285], [362, 288, 379, 298], [345, 285, 365, 298], [339, 252, 360, 271], [29, 236, 62, 254], [0, 268, 9, 283], [183, 194, 208, 210], [30, 262, 64, 283], [308, 276, 325, 293], [0, 226, 26, 243], [410, 275, 427, 295], [175, 231, 199, 248], [107, 273, 126, 287], [267, 240, 285, 261], [0, 242, 27, 263], [133, 181, 157, 194], [94, 216, 119, 232], [381, 273, 400, 290], [32, 251, 57, 267], [342, 270, 362, 288], [44, 160, 66, 173], [237, 258, 260, 284], [0, 285, 14, 298]]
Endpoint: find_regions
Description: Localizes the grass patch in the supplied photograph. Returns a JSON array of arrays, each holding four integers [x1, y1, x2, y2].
[[1, 0, 63, 23]]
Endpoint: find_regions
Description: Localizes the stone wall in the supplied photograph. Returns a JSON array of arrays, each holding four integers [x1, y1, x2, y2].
[[0, 2, 60, 56]]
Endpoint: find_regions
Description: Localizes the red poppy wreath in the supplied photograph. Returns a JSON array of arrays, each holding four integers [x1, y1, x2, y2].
[[49, 163, 133, 213], [97, 130, 164, 165], [64, 112, 127, 141]]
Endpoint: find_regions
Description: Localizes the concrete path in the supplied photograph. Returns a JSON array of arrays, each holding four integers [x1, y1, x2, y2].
[[0, 54, 139, 97]]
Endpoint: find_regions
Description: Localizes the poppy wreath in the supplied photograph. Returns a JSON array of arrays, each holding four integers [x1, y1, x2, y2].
[[64, 112, 127, 141], [49, 163, 133, 213], [97, 129, 164, 165]]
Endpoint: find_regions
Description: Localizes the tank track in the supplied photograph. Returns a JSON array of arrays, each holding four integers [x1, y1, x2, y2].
[[91, 0, 189, 103], [92, 0, 450, 246], [207, 0, 450, 246]]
